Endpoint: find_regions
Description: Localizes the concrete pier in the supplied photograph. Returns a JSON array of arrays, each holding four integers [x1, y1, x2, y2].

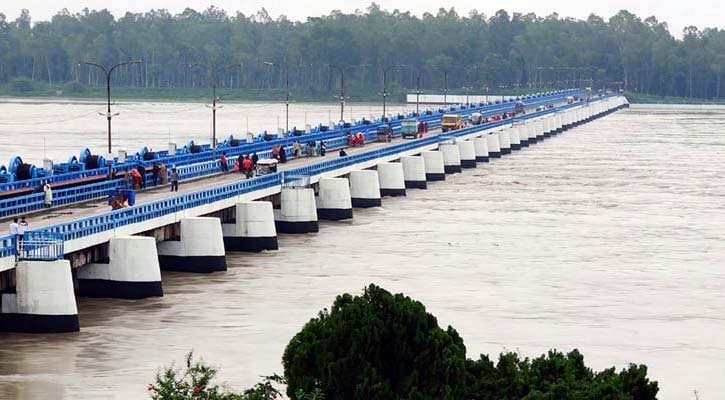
[[518, 125, 529, 147], [223, 201, 278, 252], [274, 187, 319, 233], [509, 126, 522, 151], [316, 177, 353, 220], [157, 217, 227, 273], [498, 129, 512, 155], [0, 260, 79, 333], [377, 162, 406, 196], [473, 137, 489, 162], [486, 133, 502, 158], [440, 144, 462, 173], [401, 156, 427, 189], [78, 236, 164, 297], [535, 120, 545, 141], [421, 150, 446, 181], [457, 141, 477, 168], [349, 170, 382, 207]]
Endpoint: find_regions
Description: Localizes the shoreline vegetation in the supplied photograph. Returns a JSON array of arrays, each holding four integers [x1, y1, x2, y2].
[[2, 81, 724, 106], [149, 285, 659, 400]]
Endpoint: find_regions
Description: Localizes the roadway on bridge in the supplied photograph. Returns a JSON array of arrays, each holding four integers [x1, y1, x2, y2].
[[11, 128, 446, 232]]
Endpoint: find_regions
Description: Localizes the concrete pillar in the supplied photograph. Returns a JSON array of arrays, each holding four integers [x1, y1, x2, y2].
[[78, 236, 163, 298], [377, 162, 406, 196], [401, 156, 427, 189], [316, 177, 353, 220], [0, 260, 79, 333], [223, 201, 278, 252], [486, 133, 501, 158], [542, 118, 551, 138], [349, 170, 382, 207], [525, 122, 537, 144], [440, 144, 462, 173], [554, 114, 563, 134], [421, 150, 445, 181], [497, 130, 511, 155], [535, 120, 545, 141], [157, 217, 227, 273], [275, 187, 319, 233], [509, 126, 521, 151], [457, 141, 477, 168], [473, 137, 489, 162], [517, 125, 529, 147]]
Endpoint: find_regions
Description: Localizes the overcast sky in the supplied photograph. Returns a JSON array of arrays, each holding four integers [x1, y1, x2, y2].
[[2, 0, 720, 38]]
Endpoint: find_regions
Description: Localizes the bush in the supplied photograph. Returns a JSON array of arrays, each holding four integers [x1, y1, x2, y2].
[[9, 77, 34, 93], [283, 284, 469, 400], [63, 80, 86, 93]]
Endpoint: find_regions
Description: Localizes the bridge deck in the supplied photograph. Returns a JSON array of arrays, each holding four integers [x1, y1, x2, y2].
[[16, 130, 443, 233]]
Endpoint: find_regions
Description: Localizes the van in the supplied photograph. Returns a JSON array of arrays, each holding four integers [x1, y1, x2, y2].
[[514, 101, 526, 114], [401, 119, 418, 139], [441, 114, 462, 132]]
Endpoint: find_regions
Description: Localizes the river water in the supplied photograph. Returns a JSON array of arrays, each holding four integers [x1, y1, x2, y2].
[[0, 102, 724, 400]]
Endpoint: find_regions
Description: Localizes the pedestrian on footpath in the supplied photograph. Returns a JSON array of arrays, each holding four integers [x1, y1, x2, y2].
[[170, 167, 179, 192], [152, 163, 160, 186], [43, 182, 53, 207], [17, 216, 28, 253], [220, 153, 228, 173], [9, 218, 18, 236]]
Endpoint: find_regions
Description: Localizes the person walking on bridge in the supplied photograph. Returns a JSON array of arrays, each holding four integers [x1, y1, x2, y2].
[[17, 216, 28, 254], [220, 153, 228, 173], [43, 182, 53, 207], [170, 167, 179, 192], [152, 163, 160, 186], [242, 156, 253, 179]]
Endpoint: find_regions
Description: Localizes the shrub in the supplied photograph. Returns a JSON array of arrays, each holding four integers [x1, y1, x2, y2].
[[9, 77, 34, 92], [63, 80, 86, 93]]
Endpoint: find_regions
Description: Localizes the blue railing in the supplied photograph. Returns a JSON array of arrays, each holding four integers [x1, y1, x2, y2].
[[18, 232, 64, 261]]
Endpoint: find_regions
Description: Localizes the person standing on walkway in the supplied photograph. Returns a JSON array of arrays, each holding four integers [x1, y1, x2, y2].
[[152, 163, 160, 186], [242, 156, 253, 179], [9, 218, 18, 236], [17, 216, 28, 253], [220, 153, 228, 173], [170, 167, 179, 192], [43, 182, 53, 207], [321, 141, 327, 157], [124, 168, 131, 189], [137, 164, 146, 189], [252, 152, 259, 167]]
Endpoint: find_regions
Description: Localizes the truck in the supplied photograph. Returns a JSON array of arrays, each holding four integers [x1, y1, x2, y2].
[[514, 101, 526, 114], [400, 119, 418, 139], [441, 114, 462, 132]]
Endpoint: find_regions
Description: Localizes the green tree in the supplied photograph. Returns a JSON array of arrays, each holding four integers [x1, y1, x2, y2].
[[283, 284, 468, 400]]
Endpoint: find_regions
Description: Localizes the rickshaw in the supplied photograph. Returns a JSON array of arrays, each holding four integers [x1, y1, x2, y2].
[[255, 159, 278, 176]]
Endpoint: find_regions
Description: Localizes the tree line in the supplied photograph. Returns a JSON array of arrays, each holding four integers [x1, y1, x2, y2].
[[0, 4, 724, 99]]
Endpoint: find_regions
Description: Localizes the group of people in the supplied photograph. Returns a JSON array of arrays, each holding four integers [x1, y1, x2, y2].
[[231, 153, 258, 178], [417, 121, 430, 134], [292, 140, 327, 158], [271, 145, 287, 163], [9, 216, 29, 255], [347, 132, 366, 147], [123, 163, 169, 190], [110, 188, 131, 210]]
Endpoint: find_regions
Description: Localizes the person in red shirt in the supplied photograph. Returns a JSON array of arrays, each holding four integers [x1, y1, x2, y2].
[[220, 153, 228, 172], [242, 156, 253, 178]]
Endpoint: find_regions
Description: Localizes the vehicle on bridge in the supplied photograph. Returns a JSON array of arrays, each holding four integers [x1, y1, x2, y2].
[[469, 112, 483, 125], [514, 101, 526, 114], [441, 114, 462, 132], [376, 124, 392, 142], [255, 159, 278, 176], [400, 119, 418, 139]]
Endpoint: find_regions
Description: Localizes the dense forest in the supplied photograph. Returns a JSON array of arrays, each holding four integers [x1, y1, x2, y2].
[[0, 4, 724, 100]]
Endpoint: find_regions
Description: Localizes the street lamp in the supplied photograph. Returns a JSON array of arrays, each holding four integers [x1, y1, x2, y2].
[[188, 63, 241, 153], [328, 64, 369, 123], [263, 61, 290, 134], [381, 64, 404, 121], [415, 72, 422, 115], [442, 71, 449, 107], [79, 59, 142, 178]]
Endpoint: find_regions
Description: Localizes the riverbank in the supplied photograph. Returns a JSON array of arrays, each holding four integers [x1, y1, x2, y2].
[[626, 92, 725, 105]]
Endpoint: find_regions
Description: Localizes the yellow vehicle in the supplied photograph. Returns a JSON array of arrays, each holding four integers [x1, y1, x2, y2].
[[441, 114, 462, 132]]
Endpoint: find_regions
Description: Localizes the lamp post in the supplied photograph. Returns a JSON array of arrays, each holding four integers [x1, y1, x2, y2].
[[328, 64, 369, 123], [381, 64, 402, 121], [415, 72, 422, 115], [264, 61, 290, 134], [189, 63, 241, 153], [443, 71, 449, 107], [79, 59, 142, 178]]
